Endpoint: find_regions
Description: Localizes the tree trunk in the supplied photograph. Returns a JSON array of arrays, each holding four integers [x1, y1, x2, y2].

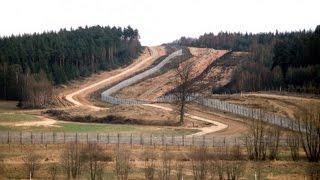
[[179, 94, 186, 124]]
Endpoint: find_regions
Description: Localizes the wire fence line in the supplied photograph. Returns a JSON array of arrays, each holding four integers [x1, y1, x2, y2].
[[157, 94, 299, 131], [99, 48, 298, 131], [101, 49, 183, 105], [0, 131, 292, 147]]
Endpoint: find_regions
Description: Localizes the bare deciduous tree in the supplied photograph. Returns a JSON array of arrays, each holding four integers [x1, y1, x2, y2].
[[266, 126, 281, 160], [230, 144, 243, 160], [81, 143, 107, 180], [245, 114, 267, 160], [143, 149, 157, 180], [286, 131, 300, 161], [172, 62, 206, 124], [19, 70, 53, 108], [175, 161, 184, 180], [60, 142, 84, 179], [115, 147, 131, 180], [190, 147, 208, 180], [48, 163, 58, 180], [209, 160, 224, 180], [0, 156, 4, 178], [295, 104, 320, 162], [158, 147, 172, 180], [306, 163, 320, 180], [22, 151, 41, 178], [225, 161, 244, 180]]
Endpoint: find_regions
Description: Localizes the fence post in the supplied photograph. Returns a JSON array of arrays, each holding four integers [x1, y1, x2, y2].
[[212, 137, 215, 147], [97, 133, 99, 143], [140, 134, 143, 147], [192, 136, 195, 146], [44, 132, 47, 149], [117, 133, 120, 147], [63, 132, 66, 144], [30, 132, 33, 144], [162, 134, 165, 146], [41, 132, 44, 144], [52, 132, 55, 144], [182, 135, 185, 146], [86, 133, 89, 144], [130, 134, 133, 148], [202, 136, 205, 146], [75, 132, 78, 144], [150, 134, 153, 146], [234, 137, 237, 146], [7, 131, 10, 144], [20, 131, 22, 146], [171, 135, 174, 146], [107, 133, 109, 144], [19, 131, 23, 151]]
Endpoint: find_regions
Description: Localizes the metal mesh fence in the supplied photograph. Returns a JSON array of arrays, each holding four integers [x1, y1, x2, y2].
[[157, 94, 299, 131], [0, 131, 291, 147], [99, 48, 299, 131], [101, 49, 183, 104]]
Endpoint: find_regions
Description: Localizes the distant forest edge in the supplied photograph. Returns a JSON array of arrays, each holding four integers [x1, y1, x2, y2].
[[0, 25, 142, 108], [173, 25, 320, 94]]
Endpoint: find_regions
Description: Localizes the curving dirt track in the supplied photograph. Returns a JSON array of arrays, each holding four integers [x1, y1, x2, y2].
[[59, 46, 247, 136], [62, 46, 165, 111], [17, 46, 165, 128], [115, 47, 228, 101], [143, 104, 228, 136]]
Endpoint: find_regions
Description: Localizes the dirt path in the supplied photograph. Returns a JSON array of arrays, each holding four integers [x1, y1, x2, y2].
[[143, 104, 228, 136], [15, 116, 58, 127], [64, 46, 164, 111], [115, 48, 228, 101], [60, 46, 230, 136], [12, 47, 164, 128]]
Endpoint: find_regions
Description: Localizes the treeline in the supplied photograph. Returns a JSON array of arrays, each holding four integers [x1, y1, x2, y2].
[[174, 25, 320, 94], [0, 25, 141, 107]]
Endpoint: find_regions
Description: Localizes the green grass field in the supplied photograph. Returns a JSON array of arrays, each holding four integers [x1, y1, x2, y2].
[[0, 101, 199, 135], [0, 113, 40, 123], [0, 122, 199, 135]]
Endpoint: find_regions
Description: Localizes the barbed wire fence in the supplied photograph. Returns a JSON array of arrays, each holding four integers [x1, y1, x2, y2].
[[0, 131, 291, 148]]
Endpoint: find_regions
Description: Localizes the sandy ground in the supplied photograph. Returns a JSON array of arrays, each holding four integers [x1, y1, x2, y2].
[[62, 46, 166, 111], [58, 47, 237, 136], [143, 104, 228, 137], [92, 47, 250, 136], [14, 116, 58, 127], [115, 47, 228, 101], [0, 47, 166, 128], [210, 92, 320, 119], [3, 46, 247, 136]]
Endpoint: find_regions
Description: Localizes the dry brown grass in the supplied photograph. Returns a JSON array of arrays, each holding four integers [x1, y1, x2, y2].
[[114, 48, 227, 101], [0, 143, 319, 179], [209, 93, 320, 120]]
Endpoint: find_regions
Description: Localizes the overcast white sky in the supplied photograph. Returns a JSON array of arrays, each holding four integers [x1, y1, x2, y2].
[[0, 0, 319, 46]]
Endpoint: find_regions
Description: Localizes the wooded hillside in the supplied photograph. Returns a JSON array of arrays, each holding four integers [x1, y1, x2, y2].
[[174, 25, 320, 94], [0, 25, 141, 107]]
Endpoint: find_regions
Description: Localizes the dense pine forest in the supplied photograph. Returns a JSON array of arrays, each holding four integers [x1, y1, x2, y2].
[[174, 25, 320, 94], [0, 25, 141, 107]]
